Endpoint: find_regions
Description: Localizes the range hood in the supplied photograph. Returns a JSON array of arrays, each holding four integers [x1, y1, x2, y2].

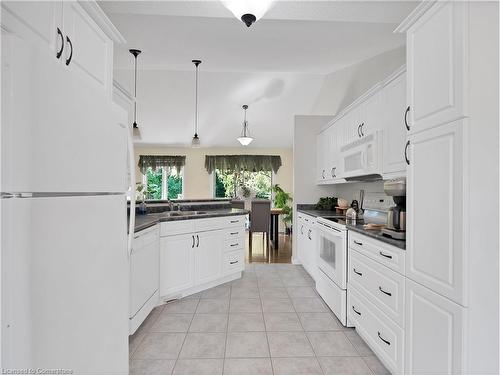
[[344, 173, 383, 182]]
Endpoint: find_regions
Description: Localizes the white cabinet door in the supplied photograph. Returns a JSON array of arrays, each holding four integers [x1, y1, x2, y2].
[[62, 1, 113, 94], [361, 91, 383, 136], [343, 109, 362, 145], [324, 126, 334, 182], [160, 234, 195, 296], [406, 120, 467, 305], [405, 279, 465, 375], [383, 72, 408, 176], [195, 230, 223, 285], [406, 1, 468, 132], [1, 1, 63, 57], [1, 30, 128, 193]]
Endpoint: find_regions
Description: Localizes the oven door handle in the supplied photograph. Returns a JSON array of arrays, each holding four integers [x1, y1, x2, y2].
[[318, 221, 342, 233]]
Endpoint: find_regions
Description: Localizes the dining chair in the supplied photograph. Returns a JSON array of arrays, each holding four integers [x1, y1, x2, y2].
[[249, 200, 271, 252]]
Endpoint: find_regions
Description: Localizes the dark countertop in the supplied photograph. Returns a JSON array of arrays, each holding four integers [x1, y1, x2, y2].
[[132, 208, 249, 233], [346, 222, 406, 250], [297, 208, 405, 250]]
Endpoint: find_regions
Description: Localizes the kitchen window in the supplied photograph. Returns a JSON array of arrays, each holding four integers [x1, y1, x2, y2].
[[213, 169, 273, 199], [141, 166, 184, 200]]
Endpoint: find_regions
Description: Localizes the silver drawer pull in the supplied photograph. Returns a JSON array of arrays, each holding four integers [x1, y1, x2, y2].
[[230, 243, 239, 247], [229, 260, 239, 265], [354, 240, 363, 246], [352, 306, 361, 316], [230, 220, 239, 223], [378, 286, 392, 296], [378, 331, 391, 346], [379, 251, 393, 259], [230, 232, 238, 235], [353, 268, 363, 276]]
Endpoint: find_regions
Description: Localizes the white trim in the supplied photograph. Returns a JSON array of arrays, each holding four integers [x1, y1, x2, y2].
[[78, 0, 127, 44], [394, 1, 437, 33]]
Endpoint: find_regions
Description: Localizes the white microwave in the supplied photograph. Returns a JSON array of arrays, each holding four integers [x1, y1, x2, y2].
[[340, 130, 382, 179]]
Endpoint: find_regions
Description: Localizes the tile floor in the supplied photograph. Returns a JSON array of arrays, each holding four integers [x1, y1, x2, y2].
[[129, 263, 391, 375]]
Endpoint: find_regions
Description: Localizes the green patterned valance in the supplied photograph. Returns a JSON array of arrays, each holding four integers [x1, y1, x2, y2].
[[205, 155, 282, 174], [138, 155, 186, 174]]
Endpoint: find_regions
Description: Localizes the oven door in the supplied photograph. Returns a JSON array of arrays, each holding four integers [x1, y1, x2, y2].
[[316, 221, 347, 289]]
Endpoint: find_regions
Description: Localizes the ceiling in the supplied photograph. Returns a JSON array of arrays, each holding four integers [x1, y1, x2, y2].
[[101, 1, 417, 147]]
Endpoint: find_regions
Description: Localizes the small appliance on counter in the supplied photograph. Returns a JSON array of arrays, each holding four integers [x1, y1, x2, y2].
[[382, 177, 407, 240]]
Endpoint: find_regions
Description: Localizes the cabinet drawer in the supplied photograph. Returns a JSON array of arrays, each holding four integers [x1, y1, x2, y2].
[[224, 238, 244, 252], [348, 286, 404, 375], [349, 232, 405, 275], [224, 227, 245, 240], [160, 220, 195, 237], [222, 249, 244, 275], [349, 249, 405, 327], [195, 215, 246, 232]]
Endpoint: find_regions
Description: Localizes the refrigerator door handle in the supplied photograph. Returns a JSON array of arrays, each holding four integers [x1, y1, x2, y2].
[[124, 123, 136, 258]]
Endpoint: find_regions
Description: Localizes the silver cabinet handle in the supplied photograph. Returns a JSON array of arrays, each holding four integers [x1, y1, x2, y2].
[[191, 235, 195, 248], [379, 286, 392, 296], [379, 251, 392, 259], [230, 232, 238, 235], [230, 220, 238, 223], [300, 225, 304, 234], [354, 240, 363, 246], [378, 331, 391, 346], [230, 243, 239, 247], [352, 306, 361, 316], [230, 260, 239, 265], [353, 268, 362, 276], [308, 229, 312, 240], [196, 234, 199, 247]]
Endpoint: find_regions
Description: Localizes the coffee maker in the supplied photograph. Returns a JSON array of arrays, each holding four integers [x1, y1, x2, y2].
[[382, 178, 406, 240]]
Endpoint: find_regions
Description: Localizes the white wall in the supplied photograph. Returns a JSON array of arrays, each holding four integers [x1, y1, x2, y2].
[[311, 47, 406, 115]]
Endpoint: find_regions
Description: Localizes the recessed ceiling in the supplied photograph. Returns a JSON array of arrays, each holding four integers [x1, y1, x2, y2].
[[101, 1, 417, 147], [102, 0, 415, 74]]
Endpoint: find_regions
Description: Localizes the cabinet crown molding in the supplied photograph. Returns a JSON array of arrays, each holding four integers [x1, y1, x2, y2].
[[78, 0, 126, 44], [394, 1, 437, 33]]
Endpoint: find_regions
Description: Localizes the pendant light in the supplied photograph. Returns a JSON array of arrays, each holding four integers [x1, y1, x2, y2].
[[191, 59, 202, 148], [237, 105, 254, 146], [129, 49, 142, 140], [222, 0, 275, 27]]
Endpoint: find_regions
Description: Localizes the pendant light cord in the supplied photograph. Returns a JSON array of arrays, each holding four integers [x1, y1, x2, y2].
[[134, 55, 137, 124], [195, 64, 198, 136]]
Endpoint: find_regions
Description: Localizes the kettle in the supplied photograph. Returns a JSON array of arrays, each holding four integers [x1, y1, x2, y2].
[[386, 206, 406, 231]]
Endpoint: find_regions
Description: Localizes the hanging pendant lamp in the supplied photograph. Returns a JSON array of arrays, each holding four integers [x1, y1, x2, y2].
[[129, 49, 142, 140], [237, 105, 254, 146], [191, 59, 202, 148], [222, 0, 275, 27]]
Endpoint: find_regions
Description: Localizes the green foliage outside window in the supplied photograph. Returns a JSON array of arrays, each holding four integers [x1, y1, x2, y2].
[[144, 167, 183, 200], [214, 169, 271, 199]]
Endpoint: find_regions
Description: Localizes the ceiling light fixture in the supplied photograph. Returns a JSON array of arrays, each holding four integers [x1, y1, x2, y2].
[[222, 0, 274, 27], [237, 105, 254, 146], [191, 59, 202, 148], [129, 49, 142, 140]]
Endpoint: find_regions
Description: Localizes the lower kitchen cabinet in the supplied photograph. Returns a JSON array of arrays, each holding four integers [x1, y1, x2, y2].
[[405, 279, 465, 375], [160, 233, 195, 297], [296, 213, 317, 280], [194, 230, 223, 285], [160, 216, 246, 299]]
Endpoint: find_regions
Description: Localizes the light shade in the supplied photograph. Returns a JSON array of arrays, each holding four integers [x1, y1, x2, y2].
[[191, 134, 201, 148], [222, 0, 274, 26], [132, 123, 141, 140], [237, 136, 253, 146]]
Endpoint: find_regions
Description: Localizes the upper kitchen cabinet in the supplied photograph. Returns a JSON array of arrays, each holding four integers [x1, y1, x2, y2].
[[396, 1, 468, 133], [406, 120, 467, 306], [382, 69, 407, 177], [62, 1, 114, 95], [359, 89, 383, 138], [1, 0, 125, 97], [1, 2, 63, 56]]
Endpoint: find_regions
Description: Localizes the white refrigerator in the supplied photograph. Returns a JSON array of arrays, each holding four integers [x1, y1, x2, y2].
[[1, 21, 132, 374]]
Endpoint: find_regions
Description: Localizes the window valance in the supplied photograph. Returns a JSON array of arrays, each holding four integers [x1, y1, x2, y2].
[[138, 155, 186, 174], [205, 155, 282, 174]]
